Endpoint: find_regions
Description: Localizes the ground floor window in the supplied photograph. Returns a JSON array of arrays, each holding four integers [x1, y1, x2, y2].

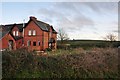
[[38, 41, 40, 46], [49, 43, 52, 48], [33, 42, 36, 46], [22, 39, 24, 44], [8, 40, 13, 50], [27, 40, 31, 46]]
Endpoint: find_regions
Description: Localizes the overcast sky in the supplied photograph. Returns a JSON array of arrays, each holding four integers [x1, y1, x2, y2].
[[1, 2, 119, 40]]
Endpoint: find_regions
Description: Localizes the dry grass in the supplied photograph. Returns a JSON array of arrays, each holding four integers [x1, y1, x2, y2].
[[47, 47, 119, 78], [2, 47, 119, 78]]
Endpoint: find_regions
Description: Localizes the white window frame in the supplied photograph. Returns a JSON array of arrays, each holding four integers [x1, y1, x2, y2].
[[16, 31, 18, 36], [49, 32, 52, 38], [33, 30, 36, 36], [38, 41, 40, 46], [28, 30, 32, 36], [13, 31, 15, 36], [27, 40, 31, 46]]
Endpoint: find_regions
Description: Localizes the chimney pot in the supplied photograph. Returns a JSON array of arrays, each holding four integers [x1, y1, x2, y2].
[[30, 16, 37, 20]]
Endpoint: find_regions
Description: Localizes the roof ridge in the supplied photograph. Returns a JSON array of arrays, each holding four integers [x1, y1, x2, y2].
[[16, 23, 27, 25], [3, 23, 27, 26], [4, 24, 14, 26]]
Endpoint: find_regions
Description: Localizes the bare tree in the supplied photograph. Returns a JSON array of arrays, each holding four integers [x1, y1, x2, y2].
[[104, 33, 117, 41], [57, 28, 69, 43], [103, 33, 117, 47]]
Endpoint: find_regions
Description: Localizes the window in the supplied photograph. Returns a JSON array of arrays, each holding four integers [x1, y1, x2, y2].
[[22, 39, 24, 44], [33, 42, 36, 46], [13, 31, 15, 36], [33, 30, 36, 36], [38, 41, 40, 46], [27, 40, 31, 46], [28, 30, 32, 36], [49, 43, 52, 48], [16, 31, 18, 36], [49, 32, 52, 38]]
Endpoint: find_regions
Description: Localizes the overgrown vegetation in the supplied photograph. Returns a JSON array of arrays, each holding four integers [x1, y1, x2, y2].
[[2, 47, 119, 79]]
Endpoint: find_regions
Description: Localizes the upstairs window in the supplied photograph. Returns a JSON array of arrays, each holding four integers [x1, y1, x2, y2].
[[16, 31, 18, 36], [13, 31, 15, 36], [33, 30, 36, 36], [28, 30, 32, 36]]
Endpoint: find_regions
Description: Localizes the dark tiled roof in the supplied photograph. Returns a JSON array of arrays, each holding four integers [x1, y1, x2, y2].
[[0, 25, 10, 39], [35, 20, 57, 33], [19, 17, 57, 33], [0, 31, 22, 41], [31, 18, 57, 33], [2, 23, 26, 32], [13, 36, 23, 41], [16, 23, 27, 32], [4, 24, 14, 31], [0, 31, 9, 39], [2, 17, 57, 36], [51, 26, 57, 33], [34, 20, 49, 31]]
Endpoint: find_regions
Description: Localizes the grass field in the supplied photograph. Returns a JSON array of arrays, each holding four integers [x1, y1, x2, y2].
[[2, 47, 119, 79], [57, 40, 120, 49]]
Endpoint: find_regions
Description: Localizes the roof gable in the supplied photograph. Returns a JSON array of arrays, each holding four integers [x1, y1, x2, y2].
[[1, 16, 57, 34], [2, 23, 27, 32], [25, 16, 57, 33], [0, 31, 9, 39], [50, 26, 57, 33], [14, 23, 26, 32]]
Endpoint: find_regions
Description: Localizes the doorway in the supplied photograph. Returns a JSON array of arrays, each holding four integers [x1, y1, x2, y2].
[[8, 40, 14, 50]]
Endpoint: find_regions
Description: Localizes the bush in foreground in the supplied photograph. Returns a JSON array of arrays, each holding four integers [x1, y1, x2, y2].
[[2, 48, 119, 78]]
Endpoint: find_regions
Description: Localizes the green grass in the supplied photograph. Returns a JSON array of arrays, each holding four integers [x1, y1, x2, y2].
[[57, 40, 120, 50]]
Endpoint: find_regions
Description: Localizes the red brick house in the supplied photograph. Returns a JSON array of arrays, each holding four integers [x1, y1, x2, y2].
[[0, 16, 57, 51], [0, 31, 16, 51]]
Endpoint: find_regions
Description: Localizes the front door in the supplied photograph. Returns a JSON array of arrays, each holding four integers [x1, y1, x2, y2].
[[8, 40, 13, 50], [49, 43, 52, 49]]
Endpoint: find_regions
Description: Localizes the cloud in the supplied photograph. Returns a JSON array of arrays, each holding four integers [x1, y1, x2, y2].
[[38, 2, 94, 32], [82, 2, 118, 14], [57, 15, 94, 32], [36, 2, 118, 40]]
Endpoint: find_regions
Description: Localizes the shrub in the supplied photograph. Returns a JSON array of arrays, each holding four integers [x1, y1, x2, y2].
[[2, 48, 119, 78], [45, 48, 52, 52]]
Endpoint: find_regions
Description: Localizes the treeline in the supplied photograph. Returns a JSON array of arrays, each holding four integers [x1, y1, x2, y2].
[[57, 40, 120, 49]]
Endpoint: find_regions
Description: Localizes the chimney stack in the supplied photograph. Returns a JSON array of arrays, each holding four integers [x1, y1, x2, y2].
[[30, 16, 37, 21]]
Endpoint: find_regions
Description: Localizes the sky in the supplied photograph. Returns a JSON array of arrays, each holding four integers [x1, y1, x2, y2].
[[1, 2, 119, 40]]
